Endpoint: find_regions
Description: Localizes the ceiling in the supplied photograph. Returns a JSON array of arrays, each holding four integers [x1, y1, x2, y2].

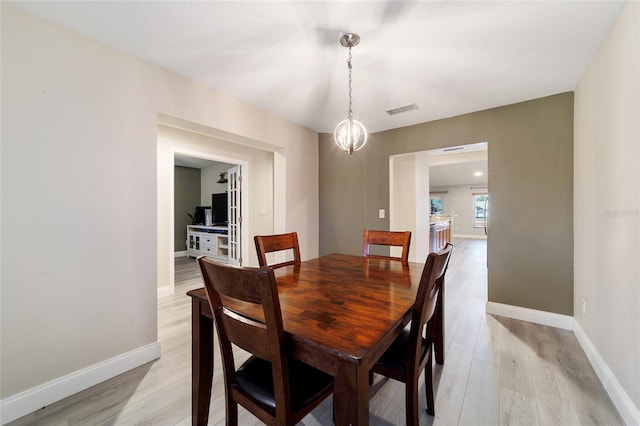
[[429, 160, 487, 187], [9, 1, 623, 134], [426, 142, 487, 187], [174, 154, 224, 170]]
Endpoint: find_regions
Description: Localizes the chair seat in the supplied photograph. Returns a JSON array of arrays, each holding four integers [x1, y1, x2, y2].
[[234, 356, 334, 412], [375, 327, 428, 373]]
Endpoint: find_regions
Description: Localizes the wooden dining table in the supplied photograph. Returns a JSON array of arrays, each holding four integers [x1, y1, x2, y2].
[[187, 253, 447, 425]]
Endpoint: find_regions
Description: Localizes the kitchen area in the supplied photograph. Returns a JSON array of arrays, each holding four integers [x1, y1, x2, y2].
[[429, 214, 454, 252]]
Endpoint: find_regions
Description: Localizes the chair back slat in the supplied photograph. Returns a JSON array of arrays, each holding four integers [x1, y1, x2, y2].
[[254, 232, 301, 269], [198, 257, 285, 365], [219, 308, 271, 360], [363, 229, 411, 263]]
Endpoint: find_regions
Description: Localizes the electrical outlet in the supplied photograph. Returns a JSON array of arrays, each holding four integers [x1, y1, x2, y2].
[[581, 299, 586, 316], [378, 209, 385, 219]]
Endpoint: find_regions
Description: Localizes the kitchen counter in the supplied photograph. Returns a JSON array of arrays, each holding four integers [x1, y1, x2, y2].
[[429, 214, 454, 224], [429, 215, 453, 252]]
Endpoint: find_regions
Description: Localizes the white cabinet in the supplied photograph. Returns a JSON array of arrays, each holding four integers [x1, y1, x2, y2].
[[187, 225, 229, 263]]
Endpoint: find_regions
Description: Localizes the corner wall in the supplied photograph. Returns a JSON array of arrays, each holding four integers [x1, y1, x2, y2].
[[574, 2, 640, 422]]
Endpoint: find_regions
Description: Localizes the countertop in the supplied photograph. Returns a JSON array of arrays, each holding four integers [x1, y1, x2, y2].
[[429, 214, 454, 224]]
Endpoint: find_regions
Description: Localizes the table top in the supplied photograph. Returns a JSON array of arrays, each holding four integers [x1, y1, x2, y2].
[[189, 253, 424, 365]]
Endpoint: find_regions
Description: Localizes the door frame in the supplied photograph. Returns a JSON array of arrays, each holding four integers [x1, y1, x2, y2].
[[169, 147, 249, 292], [157, 115, 287, 298]]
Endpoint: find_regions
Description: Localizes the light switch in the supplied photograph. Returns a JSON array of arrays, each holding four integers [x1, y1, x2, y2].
[[259, 207, 267, 215], [378, 209, 385, 219]]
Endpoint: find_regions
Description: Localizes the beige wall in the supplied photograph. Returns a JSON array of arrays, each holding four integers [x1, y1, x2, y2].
[[574, 1, 640, 418], [390, 154, 416, 257], [320, 92, 574, 315], [1, 4, 318, 404], [201, 162, 231, 206]]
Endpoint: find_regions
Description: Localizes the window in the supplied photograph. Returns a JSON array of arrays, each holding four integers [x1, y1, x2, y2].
[[430, 196, 443, 214], [473, 193, 488, 228]]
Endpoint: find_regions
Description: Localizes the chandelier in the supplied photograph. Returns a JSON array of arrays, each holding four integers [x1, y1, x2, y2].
[[334, 33, 368, 155]]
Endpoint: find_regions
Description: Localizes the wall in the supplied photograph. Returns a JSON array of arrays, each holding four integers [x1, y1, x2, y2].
[[574, 1, 640, 422], [174, 166, 201, 251], [390, 154, 416, 258], [0, 5, 319, 417], [431, 184, 488, 237], [201, 162, 231, 206], [320, 92, 574, 315]]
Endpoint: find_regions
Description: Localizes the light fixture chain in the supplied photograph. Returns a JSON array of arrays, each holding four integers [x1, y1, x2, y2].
[[347, 45, 353, 118]]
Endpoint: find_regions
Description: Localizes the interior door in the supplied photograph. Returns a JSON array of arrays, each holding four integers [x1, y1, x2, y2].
[[227, 165, 242, 266]]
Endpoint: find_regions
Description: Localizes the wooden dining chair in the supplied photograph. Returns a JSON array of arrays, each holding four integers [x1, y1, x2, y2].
[[362, 229, 412, 263], [370, 243, 453, 424], [254, 232, 301, 269], [197, 256, 334, 426]]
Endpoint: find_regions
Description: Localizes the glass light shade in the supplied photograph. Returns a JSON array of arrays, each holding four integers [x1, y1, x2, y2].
[[334, 118, 368, 154]]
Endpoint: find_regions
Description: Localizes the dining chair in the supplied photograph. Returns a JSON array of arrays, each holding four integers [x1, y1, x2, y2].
[[370, 242, 453, 424], [197, 256, 334, 426], [254, 232, 301, 269], [362, 229, 412, 263]]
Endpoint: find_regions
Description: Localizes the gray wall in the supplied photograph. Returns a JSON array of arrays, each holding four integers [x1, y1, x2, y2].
[[320, 92, 574, 315], [174, 166, 201, 251]]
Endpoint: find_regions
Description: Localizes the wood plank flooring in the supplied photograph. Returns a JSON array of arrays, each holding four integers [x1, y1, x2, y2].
[[7, 239, 623, 425]]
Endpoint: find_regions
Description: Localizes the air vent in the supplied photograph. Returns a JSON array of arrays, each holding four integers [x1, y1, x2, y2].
[[442, 146, 465, 152], [386, 103, 419, 115]]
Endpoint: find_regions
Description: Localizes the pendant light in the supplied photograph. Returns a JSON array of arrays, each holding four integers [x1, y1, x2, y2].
[[334, 33, 367, 155]]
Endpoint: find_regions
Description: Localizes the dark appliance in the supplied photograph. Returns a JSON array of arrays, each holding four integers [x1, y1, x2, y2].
[[211, 192, 228, 225]]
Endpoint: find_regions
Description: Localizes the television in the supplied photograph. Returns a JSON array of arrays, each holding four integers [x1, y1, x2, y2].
[[211, 192, 228, 226]]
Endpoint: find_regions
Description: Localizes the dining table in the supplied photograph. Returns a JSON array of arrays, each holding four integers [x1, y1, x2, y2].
[[187, 253, 447, 425]]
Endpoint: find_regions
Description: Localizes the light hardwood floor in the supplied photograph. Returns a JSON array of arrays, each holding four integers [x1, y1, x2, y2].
[[8, 239, 623, 425]]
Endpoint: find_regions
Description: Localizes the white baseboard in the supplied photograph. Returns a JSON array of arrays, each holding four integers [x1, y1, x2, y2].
[[486, 301, 573, 330], [453, 233, 487, 240], [0, 342, 161, 425], [174, 251, 187, 258], [574, 322, 640, 426], [157, 284, 174, 298]]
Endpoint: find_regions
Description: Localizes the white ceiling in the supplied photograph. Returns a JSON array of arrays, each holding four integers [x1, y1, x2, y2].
[[9, 1, 623, 134], [426, 143, 488, 187], [429, 159, 487, 187], [174, 154, 221, 170]]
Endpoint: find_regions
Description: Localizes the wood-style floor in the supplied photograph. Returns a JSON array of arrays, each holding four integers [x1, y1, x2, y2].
[[8, 239, 623, 425]]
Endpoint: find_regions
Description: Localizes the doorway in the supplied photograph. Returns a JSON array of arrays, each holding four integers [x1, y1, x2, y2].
[[157, 118, 285, 298], [171, 149, 249, 291], [389, 142, 488, 263], [173, 154, 244, 268]]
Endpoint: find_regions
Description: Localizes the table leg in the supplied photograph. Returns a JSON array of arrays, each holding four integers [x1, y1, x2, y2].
[[192, 298, 214, 426], [333, 363, 369, 426]]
